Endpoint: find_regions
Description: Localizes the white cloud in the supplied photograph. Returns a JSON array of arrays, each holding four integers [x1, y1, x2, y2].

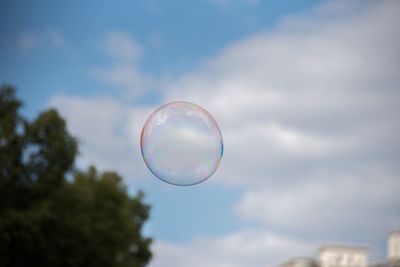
[[19, 30, 64, 54], [236, 169, 400, 242], [164, 0, 400, 187], [49, 94, 154, 184], [150, 230, 314, 267]]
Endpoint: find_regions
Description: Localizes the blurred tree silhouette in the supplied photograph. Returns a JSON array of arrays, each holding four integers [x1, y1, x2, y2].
[[0, 85, 152, 267]]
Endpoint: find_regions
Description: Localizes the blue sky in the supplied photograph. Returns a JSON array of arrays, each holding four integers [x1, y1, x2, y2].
[[1, 0, 321, 116], [1, 1, 400, 267]]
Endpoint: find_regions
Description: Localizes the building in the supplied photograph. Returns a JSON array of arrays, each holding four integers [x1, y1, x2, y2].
[[388, 231, 400, 262], [318, 245, 368, 267], [280, 231, 400, 267]]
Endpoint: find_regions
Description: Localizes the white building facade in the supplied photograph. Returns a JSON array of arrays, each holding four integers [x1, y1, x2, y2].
[[388, 231, 400, 262], [318, 245, 368, 267]]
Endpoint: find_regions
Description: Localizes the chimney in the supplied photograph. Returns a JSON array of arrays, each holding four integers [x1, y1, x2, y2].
[[388, 231, 400, 262]]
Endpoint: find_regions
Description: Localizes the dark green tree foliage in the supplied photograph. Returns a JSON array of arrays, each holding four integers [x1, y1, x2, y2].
[[0, 85, 152, 267]]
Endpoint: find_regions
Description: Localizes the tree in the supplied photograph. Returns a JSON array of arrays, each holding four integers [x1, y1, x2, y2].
[[0, 85, 152, 267]]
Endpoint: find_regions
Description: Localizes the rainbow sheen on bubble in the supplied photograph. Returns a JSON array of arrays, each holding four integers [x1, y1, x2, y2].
[[140, 101, 223, 186]]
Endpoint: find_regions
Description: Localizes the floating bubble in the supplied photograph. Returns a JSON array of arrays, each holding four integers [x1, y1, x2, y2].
[[140, 101, 223, 186]]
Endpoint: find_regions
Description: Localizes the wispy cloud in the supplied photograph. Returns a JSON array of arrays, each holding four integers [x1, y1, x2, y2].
[[91, 31, 156, 98], [207, 0, 259, 8], [19, 30, 64, 54], [149, 31, 163, 50], [100, 32, 142, 63]]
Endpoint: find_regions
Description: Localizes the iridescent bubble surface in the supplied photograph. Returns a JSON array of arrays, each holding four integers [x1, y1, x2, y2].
[[141, 101, 223, 186]]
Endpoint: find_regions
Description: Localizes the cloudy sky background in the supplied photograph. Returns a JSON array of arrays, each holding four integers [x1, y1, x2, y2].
[[1, 1, 400, 266]]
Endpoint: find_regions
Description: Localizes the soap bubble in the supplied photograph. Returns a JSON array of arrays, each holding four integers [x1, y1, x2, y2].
[[140, 101, 223, 186]]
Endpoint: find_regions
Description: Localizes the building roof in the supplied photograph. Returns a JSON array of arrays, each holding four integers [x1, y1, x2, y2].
[[319, 244, 368, 253], [388, 231, 400, 237]]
